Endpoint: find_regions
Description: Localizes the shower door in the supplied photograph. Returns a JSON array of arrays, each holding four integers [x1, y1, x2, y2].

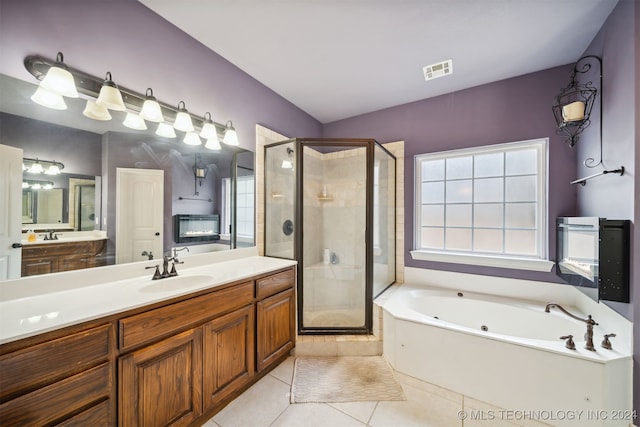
[[264, 138, 395, 334], [300, 142, 369, 331]]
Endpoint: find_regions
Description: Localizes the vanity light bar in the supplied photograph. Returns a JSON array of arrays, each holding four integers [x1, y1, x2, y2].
[[24, 53, 238, 146], [23, 179, 55, 190], [23, 157, 64, 175]]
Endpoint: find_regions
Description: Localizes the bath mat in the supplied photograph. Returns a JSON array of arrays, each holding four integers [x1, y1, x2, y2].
[[290, 356, 406, 403]]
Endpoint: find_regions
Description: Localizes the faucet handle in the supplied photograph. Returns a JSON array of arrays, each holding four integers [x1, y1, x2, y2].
[[560, 335, 576, 350], [601, 333, 616, 350], [145, 265, 162, 280]]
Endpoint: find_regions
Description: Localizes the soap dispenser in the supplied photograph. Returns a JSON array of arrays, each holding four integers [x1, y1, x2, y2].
[[27, 229, 37, 242]]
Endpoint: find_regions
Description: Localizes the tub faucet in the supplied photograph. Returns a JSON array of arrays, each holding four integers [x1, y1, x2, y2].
[[545, 303, 598, 351]]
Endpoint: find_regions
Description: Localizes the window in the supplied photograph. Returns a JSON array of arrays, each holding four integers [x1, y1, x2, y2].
[[412, 138, 553, 271], [221, 175, 255, 241]]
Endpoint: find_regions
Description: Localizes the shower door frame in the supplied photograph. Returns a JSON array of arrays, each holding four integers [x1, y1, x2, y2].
[[264, 138, 396, 335]]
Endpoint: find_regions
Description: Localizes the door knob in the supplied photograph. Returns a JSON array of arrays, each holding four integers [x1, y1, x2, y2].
[[12, 243, 23, 248]]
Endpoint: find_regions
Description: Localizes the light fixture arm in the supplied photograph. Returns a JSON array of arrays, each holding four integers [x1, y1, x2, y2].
[[24, 53, 234, 143], [575, 55, 603, 169]]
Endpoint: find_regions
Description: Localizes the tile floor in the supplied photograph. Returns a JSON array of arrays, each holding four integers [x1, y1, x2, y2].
[[203, 357, 551, 427]]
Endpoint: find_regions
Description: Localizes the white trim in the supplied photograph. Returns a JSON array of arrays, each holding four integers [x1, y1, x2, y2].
[[410, 249, 554, 272]]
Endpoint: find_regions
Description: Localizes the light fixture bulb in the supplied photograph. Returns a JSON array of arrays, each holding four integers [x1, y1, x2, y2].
[[43, 183, 54, 190], [45, 163, 61, 175], [31, 183, 42, 190], [39, 52, 79, 98], [281, 160, 293, 169], [140, 88, 164, 122], [30, 86, 67, 110], [199, 112, 218, 140], [223, 120, 239, 146], [173, 101, 194, 132], [156, 122, 176, 138], [183, 132, 202, 146], [123, 112, 147, 130], [27, 161, 44, 174], [205, 138, 221, 150], [22, 182, 29, 189], [96, 72, 126, 111], [82, 100, 112, 121]]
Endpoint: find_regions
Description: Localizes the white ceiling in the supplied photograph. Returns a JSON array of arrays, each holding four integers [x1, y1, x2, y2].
[[139, 0, 618, 124]]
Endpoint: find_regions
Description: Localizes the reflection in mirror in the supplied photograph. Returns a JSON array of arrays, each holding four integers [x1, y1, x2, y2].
[[0, 73, 255, 278]]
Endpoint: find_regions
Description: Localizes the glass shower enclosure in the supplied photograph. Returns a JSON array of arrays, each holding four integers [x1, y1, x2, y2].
[[265, 139, 396, 334]]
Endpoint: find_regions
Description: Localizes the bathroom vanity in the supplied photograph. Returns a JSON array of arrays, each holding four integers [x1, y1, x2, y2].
[[21, 237, 107, 276], [0, 250, 296, 426]]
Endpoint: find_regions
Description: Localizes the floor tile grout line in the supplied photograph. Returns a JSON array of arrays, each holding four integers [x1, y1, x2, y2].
[[366, 401, 380, 426]]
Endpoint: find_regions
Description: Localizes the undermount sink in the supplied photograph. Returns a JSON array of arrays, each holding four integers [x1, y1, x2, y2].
[[139, 274, 214, 293]]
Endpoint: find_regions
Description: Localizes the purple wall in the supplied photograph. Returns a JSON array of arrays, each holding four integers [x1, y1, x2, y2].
[[324, 65, 578, 283], [0, 0, 322, 149], [0, 113, 102, 176], [577, 0, 638, 415]]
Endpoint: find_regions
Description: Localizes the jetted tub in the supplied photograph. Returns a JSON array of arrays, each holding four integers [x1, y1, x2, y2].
[[381, 284, 633, 427]]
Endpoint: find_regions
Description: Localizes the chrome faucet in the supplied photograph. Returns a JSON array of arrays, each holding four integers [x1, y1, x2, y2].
[[162, 255, 174, 278], [173, 246, 189, 260], [545, 303, 598, 351]]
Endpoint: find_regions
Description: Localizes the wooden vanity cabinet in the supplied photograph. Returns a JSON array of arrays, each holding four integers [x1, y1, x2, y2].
[[0, 265, 295, 427], [21, 239, 107, 277], [0, 323, 115, 426], [256, 268, 296, 372], [118, 281, 255, 427]]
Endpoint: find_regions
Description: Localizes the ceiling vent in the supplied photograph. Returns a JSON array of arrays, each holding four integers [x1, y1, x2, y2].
[[423, 59, 453, 82]]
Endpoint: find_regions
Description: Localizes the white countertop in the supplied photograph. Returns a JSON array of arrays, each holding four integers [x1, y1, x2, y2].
[[21, 230, 108, 245], [0, 248, 296, 345]]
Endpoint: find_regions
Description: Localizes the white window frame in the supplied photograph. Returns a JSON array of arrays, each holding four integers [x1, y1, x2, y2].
[[411, 138, 554, 272]]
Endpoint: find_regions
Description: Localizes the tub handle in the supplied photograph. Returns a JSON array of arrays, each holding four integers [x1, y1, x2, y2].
[[560, 335, 576, 350], [601, 333, 616, 350]]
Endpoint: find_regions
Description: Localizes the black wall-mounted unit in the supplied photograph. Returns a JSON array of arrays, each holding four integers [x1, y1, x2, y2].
[[556, 217, 630, 303], [173, 214, 220, 243]]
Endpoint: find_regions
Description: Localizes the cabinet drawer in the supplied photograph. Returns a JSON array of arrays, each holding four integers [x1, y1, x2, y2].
[[256, 268, 295, 299], [119, 281, 254, 351], [0, 363, 111, 426], [56, 399, 111, 426], [0, 323, 112, 401]]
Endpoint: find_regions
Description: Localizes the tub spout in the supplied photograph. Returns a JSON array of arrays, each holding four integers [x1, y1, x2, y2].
[[545, 303, 598, 351]]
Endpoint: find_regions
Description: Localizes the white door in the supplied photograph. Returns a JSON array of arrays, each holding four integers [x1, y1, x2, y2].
[[115, 168, 164, 264], [36, 188, 64, 224], [0, 144, 23, 280]]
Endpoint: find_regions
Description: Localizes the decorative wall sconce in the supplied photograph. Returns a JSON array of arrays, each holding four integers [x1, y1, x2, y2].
[[552, 55, 600, 148], [24, 52, 238, 146], [23, 158, 64, 175], [193, 154, 207, 196], [553, 55, 626, 186]]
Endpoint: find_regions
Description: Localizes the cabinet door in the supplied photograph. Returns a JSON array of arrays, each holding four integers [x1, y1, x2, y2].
[[202, 305, 254, 409], [59, 253, 94, 271], [21, 256, 58, 276], [119, 329, 202, 427], [257, 288, 295, 372]]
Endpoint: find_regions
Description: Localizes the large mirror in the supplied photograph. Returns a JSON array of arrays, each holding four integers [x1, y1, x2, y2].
[[0, 73, 255, 277]]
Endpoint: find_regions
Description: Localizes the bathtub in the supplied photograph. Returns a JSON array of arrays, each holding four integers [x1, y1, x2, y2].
[[381, 282, 633, 427]]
